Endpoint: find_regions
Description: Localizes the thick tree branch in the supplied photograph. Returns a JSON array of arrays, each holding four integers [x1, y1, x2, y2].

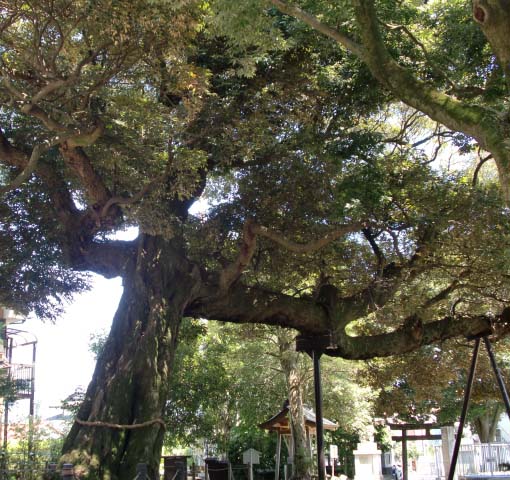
[[189, 279, 508, 361], [422, 278, 463, 309], [59, 143, 112, 207], [187, 283, 331, 333], [0, 127, 101, 195], [99, 173, 168, 219], [219, 220, 258, 291], [267, 0, 364, 57], [30, 43, 113, 104], [352, 0, 510, 200], [472, 0, 510, 82], [472, 154, 494, 186], [218, 220, 365, 291], [0, 128, 129, 276], [19, 101, 104, 146], [362, 227, 384, 269], [252, 221, 365, 253], [19, 103, 68, 133], [0, 143, 47, 195], [269, 0, 510, 201], [328, 312, 495, 359], [72, 240, 137, 278]]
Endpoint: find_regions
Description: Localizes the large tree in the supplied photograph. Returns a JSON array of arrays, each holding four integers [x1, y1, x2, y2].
[[2, 1, 510, 479]]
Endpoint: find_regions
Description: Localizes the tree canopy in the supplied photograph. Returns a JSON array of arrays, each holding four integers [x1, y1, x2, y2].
[[2, 0, 510, 478]]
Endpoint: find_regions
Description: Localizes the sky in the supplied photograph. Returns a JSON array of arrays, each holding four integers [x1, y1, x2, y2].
[[10, 274, 123, 421]]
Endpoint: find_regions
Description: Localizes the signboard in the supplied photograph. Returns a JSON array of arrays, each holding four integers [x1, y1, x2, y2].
[[243, 449, 260, 465], [330, 445, 338, 460]]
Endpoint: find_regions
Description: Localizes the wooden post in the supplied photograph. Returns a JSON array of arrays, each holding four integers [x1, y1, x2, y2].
[[402, 430, 408, 480], [275, 432, 282, 480], [61, 463, 75, 480]]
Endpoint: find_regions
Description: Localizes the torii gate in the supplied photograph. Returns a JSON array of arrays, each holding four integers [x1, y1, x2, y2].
[[388, 422, 448, 480]]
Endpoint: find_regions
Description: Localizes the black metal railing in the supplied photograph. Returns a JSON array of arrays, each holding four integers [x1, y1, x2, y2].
[[9, 364, 34, 398]]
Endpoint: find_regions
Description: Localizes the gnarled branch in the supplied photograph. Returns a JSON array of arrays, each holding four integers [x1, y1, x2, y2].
[[0, 143, 47, 195], [218, 220, 365, 291]]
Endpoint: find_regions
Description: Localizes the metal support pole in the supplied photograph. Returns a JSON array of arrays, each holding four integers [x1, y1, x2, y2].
[[312, 350, 325, 480], [447, 337, 481, 480], [483, 336, 510, 419]]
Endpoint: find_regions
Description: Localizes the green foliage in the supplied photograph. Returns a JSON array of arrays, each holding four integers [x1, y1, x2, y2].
[[88, 330, 108, 360], [60, 387, 87, 420], [374, 424, 392, 453], [227, 426, 278, 471], [0, 185, 88, 320], [0, 369, 26, 406], [165, 321, 288, 450], [163, 318, 375, 465], [2, 417, 64, 479], [207, 0, 288, 70]]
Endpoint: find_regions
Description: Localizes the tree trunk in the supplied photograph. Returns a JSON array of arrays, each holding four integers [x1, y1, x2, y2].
[[473, 404, 504, 443], [473, 403, 504, 443], [472, 0, 510, 82], [279, 335, 312, 480], [62, 234, 200, 479]]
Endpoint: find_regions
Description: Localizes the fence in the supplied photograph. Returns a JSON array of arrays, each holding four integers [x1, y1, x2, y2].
[[0, 455, 154, 480], [9, 364, 34, 398], [434, 443, 510, 478], [0, 456, 270, 480]]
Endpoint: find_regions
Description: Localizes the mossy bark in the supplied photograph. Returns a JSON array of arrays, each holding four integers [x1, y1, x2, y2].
[[279, 336, 311, 480], [62, 234, 200, 479]]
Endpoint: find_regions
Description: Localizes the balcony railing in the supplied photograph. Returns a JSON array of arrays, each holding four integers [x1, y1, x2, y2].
[[6, 364, 34, 399]]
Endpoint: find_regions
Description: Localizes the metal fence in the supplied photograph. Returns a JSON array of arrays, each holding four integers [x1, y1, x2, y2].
[[9, 364, 34, 398], [434, 443, 510, 478], [457, 443, 510, 476]]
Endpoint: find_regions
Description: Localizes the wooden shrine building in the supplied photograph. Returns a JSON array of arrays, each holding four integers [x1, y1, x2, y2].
[[259, 401, 338, 480]]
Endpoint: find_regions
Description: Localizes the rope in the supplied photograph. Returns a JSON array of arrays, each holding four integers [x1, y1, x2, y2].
[[75, 418, 166, 430]]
